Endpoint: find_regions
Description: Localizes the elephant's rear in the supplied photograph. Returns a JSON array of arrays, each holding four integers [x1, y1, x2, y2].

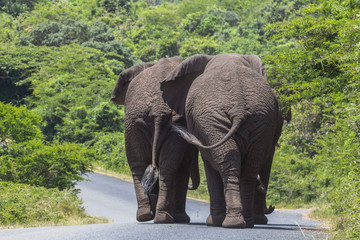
[[185, 58, 282, 173], [187, 60, 279, 138]]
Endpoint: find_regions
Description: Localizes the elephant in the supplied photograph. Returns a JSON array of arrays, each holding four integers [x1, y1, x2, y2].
[[255, 174, 275, 216], [110, 56, 199, 224], [158, 53, 283, 228]]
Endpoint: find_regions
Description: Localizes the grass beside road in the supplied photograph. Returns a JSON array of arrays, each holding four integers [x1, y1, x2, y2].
[[0, 181, 110, 229]]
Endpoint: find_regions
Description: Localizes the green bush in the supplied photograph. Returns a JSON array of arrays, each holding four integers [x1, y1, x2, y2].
[[0, 181, 89, 225], [0, 103, 94, 190], [312, 105, 360, 238], [93, 132, 129, 174], [0, 140, 94, 190], [0, 102, 43, 142], [0, 0, 44, 17]]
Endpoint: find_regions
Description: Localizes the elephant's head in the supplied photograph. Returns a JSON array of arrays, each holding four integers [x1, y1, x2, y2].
[[160, 54, 267, 115], [111, 62, 155, 105]]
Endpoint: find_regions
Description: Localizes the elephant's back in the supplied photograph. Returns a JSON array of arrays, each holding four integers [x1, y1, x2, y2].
[[187, 64, 276, 113]]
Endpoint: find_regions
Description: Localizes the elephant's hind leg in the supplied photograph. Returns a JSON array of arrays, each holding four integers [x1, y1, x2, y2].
[[126, 129, 156, 222], [133, 175, 156, 222], [220, 150, 246, 228], [204, 160, 226, 227], [241, 136, 274, 227], [172, 157, 192, 223], [153, 167, 176, 224], [154, 136, 192, 224], [253, 146, 276, 225], [201, 136, 245, 228]]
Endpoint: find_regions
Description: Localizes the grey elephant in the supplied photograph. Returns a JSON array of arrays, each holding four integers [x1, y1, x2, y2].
[[158, 54, 283, 228], [111, 56, 199, 224]]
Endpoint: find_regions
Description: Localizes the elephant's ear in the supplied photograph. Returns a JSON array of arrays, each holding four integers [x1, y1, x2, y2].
[[242, 55, 267, 78], [111, 62, 155, 105], [160, 54, 213, 116], [162, 54, 213, 83]]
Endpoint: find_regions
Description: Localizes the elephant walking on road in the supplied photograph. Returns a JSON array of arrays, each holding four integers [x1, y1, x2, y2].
[[160, 54, 283, 228], [111, 57, 199, 224]]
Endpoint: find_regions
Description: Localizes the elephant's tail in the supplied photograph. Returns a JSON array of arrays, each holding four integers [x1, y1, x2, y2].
[[172, 118, 241, 150], [142, 164, 158, 194], [141, 118, 161, 194]]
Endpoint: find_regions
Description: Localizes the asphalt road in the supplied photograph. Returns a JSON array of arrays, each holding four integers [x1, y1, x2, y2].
[[0, 173, 329, 240]]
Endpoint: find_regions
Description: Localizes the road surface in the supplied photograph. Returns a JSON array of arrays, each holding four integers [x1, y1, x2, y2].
[[0, 173, 329, 240]]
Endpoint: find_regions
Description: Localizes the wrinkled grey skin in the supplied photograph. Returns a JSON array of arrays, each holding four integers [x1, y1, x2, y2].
[[111, 56, 199, 224], [256, 174, 275, 216], [160, 54, 283, 228]]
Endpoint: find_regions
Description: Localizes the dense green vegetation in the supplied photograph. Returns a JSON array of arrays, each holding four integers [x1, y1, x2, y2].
[[0, 102, 101, 225], [0, 0, 359, 238], [0, 181, 109, 227], [0, 102, 94, 189]]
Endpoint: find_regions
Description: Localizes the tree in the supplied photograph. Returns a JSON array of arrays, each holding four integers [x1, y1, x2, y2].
[[0, 0, 44, 17]]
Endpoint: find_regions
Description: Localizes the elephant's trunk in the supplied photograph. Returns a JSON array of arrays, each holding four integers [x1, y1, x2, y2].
[[141, 117, 161, 194]]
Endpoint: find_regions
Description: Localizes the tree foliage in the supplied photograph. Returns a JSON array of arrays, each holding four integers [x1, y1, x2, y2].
[[0, 103, 95, 190], [0, 102, 43, 142], [264, 1, 360, 237]]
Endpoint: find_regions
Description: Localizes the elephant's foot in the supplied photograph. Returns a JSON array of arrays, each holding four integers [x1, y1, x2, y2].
[[206, 214, 225, 227], [244, 216, 255, 228], [265, 205, 275, 215], [154, 211, 175, 224], [173, 211, 190, 223], [222, 214, 246, 228], [253, 213, 268, 225], [136, 207, 154, 222]]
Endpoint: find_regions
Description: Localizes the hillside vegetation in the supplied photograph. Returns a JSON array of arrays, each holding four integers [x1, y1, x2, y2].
[[0, 0, 359, 238]]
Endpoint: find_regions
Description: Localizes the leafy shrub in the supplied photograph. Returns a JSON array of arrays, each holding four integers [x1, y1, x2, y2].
[[0, 181, 93, 225], [0, 103, 94, 190], [19, 18, 136, 68], [179, 36, 220, 58], [0, 0, 43, 17], [0, 102, 43, 142], [0, 13, 19, 44], [128, 24, 180, 62], [93, 132, 129, 174], [98, 0, 131, 13], [91, 101, 124, 132], [0, 140, 94, 190], [311, 105, 360, 238], [138, 3, 181, 27], [20, 18, 89, 47]]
